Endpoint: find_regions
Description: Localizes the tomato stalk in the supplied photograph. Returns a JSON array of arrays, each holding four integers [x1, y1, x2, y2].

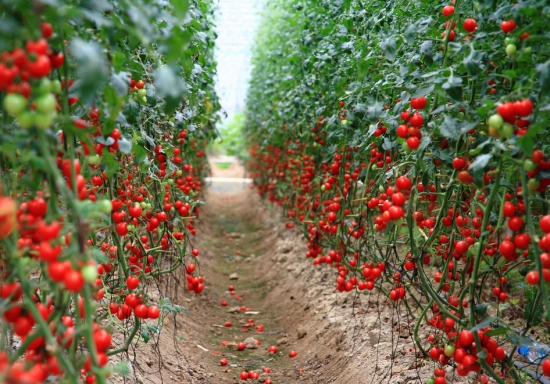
[[12, 252, 79, 380]]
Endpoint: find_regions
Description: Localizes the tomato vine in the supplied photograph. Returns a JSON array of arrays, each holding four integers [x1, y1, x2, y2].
[[0, 0, 218, 383], [245, 0, 550, 382]]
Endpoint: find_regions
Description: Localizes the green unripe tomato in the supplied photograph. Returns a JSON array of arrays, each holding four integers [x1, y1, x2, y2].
[[500, 122, 514, 139], [51, 80, 62, 94], [126, 224, 135, 232], [505, 44, 517, 56], [81, 265, 98, 283], [87, 155, 101, 166], [95, 199, 112, 214], [371, 164, 378, 170], [140, 96, 147, 104], [394, 218, 404, 226], [146, 203, 152, 209], [488, 114, 504, 129], [36, 78, 52, 94], [16, 111, 34, 129], [524, 159, 538, 172], [167, 179, 174, 185], [427, 379, 435, 384], [140, 202, 147, 209], [35, 93, 57, 114], [402, 142, 411, 153], [469, 242, 480, 255], [3, 94, 27, 116], [170, 207, 175, 214], [321, 185, 326, 191], [523, 46, 532, 55], [176, 170, 183, 177], [504, 37, 514, 46], [378, 185, 384, 192], [34, 112, 54, 130], [444, 344, 455, 357], [528, 178, 540, 192], [137, 88, 147, 98]]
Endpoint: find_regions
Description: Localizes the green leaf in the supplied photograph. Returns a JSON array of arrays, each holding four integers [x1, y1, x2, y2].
[[69, 39, 108, 105], [412, 84, 434, 98], [537, 59, 550, 96], [468, 154, 492, 172], [173, 0, 190, 21], [485, 327, 508, 337], [103, 86, 123, 126], [508, 334, 535, 347], [474, 303, 491, 318], [476, 99, 494, 117], [111, 72, 130, 97], [357, 61, 369, 80], [469, 315, 496, 332], [442, 74, 463, 101], [112, 361, 130, 376], [101, 149, 119, 178], [463, 46, 485, 78], [132, 144, 148, 164], [404, 24, 417, 44], [439, 115, 460, 140], [153, 66, 188, 115], [141, 331, 150, 343], [379, 37, 396, 61], [524, 286, 543, 326], [517, 122, 544, 154]]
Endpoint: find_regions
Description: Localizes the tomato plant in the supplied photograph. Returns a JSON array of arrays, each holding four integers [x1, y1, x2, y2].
[[245, 0, 550, 383], [0, 0, 218, 383]]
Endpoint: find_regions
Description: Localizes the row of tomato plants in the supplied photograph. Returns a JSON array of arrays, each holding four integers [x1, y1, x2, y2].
[[245, 0, 550, 383], [0, 1, 218, 383]]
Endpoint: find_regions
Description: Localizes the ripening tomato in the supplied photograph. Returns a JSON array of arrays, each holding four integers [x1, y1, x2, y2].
[[502, 201, 516, 217], [508, 216, 524, 232], [64, 270, 85, 292], [526, 271, 540, 285], [26, 55, 51, 78], [406, 136, 419, 150], [26, 38, 49, 55], [542, 359, 550, 377], [501, 20, 516, 33], [463, 18, 477, 32], [126, 276, 139, 290], [0, 196, 16, 239], [40, 23, 53, 39], [540, 215, 550, 233], [442, 5, 454, 16], [134, 304, 148, 319], [93, 329, 112, 351], [410, 97, 427, 110], [147, 306, 160, 319]]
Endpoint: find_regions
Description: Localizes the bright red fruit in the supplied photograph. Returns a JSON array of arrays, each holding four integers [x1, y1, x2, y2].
[[442, 5, 455, 17], [501, 20, 516, 33], [463, 18, 477, 32]]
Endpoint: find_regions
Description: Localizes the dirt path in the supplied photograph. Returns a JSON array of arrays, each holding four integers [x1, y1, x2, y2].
[[195, 190, 294, 382], [111, 161, 463, 384]]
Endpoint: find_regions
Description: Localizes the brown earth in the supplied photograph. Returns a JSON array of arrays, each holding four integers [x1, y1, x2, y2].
[[108, 162, 472, 384]]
